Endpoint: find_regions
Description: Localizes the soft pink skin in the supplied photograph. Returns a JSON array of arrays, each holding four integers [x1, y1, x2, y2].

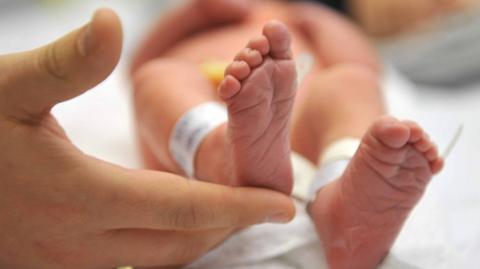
[[309, 117, 444, 269], [132, 0, 382, 182], [132, 19, 298, 194], [218, 21, 296, 194], [130, 0, 446, 268]]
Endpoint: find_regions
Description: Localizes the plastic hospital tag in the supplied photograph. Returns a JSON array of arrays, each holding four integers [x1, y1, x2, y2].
[[169, 102, 228, 178], [442, 124, 463, 159], [307, 137, 361, 201], [291, 152, 317, 202], [308, 159, 350, 200]]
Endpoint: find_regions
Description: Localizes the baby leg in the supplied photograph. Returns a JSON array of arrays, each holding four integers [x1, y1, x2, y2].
[[292, 64, 385, 163], [132, 59, 219, 174], [294, 65, 443, 269], [310, 117, 443, 269]]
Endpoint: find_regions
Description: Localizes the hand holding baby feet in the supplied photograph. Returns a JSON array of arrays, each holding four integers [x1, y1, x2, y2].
[[309, 117, 443, 269], [216, 20, 297, 194]]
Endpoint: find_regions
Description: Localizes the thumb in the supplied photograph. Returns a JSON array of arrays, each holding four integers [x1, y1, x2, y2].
[[0, 8, 122, 122]]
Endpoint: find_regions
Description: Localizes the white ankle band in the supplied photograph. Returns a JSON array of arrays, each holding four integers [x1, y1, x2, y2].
[[308, 137, 361, 199], [308, 159, 350, 199], [319, 137, 361, 165], [291, 152, 317, 201], [169, 102, 228, 178]]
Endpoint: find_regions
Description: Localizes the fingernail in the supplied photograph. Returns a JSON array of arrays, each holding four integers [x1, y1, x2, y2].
[[265, 213, 291, 224], [77, 23, 93, 57]]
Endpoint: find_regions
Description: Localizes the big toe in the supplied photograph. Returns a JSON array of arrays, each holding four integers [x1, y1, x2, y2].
[[262, 20, 292, 59], [372, 117, 411, 149]]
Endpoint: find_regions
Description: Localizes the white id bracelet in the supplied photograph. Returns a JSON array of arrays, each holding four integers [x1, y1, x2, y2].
[[169, 102, 228, 178]]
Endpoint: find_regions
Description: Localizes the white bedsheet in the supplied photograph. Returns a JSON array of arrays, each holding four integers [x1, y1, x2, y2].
[[1, 1, 478, 268]]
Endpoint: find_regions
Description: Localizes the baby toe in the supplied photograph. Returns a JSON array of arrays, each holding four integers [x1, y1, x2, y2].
[[225, 60, 251, 81], [430, 158, 444, 174], [414, 134, 433, 153], [402, 120, 424, 143], [234, 48, 263, 68], [262, 20, 292, 59], [247, 36, 270, 56], [218, 75, 241, 100], [425, 144, 439, 162], [373, 117, 410, 149]]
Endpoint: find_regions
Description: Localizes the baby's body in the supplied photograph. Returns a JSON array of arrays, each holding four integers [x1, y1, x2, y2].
[[131, 1, 443, 268], [161, 1, 313, 111], [134, 0, 381, 172], [164, 2, 307, 61]]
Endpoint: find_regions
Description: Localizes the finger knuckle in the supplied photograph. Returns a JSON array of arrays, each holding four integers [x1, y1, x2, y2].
[[38, 42, 69, 81], [172, 196, 202, 229]]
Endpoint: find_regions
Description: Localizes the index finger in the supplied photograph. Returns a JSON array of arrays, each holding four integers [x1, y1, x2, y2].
[[91, 165, 296, 231]]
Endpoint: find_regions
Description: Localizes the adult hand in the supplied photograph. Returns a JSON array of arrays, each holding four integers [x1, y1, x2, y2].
[[0, 8, 295, 269]]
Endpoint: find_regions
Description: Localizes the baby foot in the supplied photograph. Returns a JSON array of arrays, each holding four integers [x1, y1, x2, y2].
[[216, 20, 297, 194], [310, 117, 444, 269]]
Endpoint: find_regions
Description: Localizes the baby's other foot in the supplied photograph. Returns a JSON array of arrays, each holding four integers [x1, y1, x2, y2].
[[217, 20, 297, 194], [310, 117, 443, 269]]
